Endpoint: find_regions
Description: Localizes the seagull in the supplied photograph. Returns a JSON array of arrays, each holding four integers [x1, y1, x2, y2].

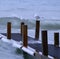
[[34, 14, 40, 20]]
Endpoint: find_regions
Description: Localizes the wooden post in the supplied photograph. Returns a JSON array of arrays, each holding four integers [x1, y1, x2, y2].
[[54, 33, 59, 47], [35, 20, 40, 40], [42, 30, 48, 56], [21, 22, 24, 35], [7, 22, 11, 39], [22, 25, 28, 47]]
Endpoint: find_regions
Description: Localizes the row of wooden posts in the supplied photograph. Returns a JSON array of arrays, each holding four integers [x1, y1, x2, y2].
[[7, 20, 40, 40], [7, 21, 59, 56]]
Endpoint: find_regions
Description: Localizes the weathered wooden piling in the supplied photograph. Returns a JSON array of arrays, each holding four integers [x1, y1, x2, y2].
[[35, 20, 40, 40], [21, 22, 24, 35], [54, 33, 59, 47], [7, 22, 11, 39], [42, 30, 48, 56], [22, 25, 28, 47]]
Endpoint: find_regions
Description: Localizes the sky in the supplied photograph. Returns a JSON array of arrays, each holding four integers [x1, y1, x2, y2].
[[0, 0, 60, 19]]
